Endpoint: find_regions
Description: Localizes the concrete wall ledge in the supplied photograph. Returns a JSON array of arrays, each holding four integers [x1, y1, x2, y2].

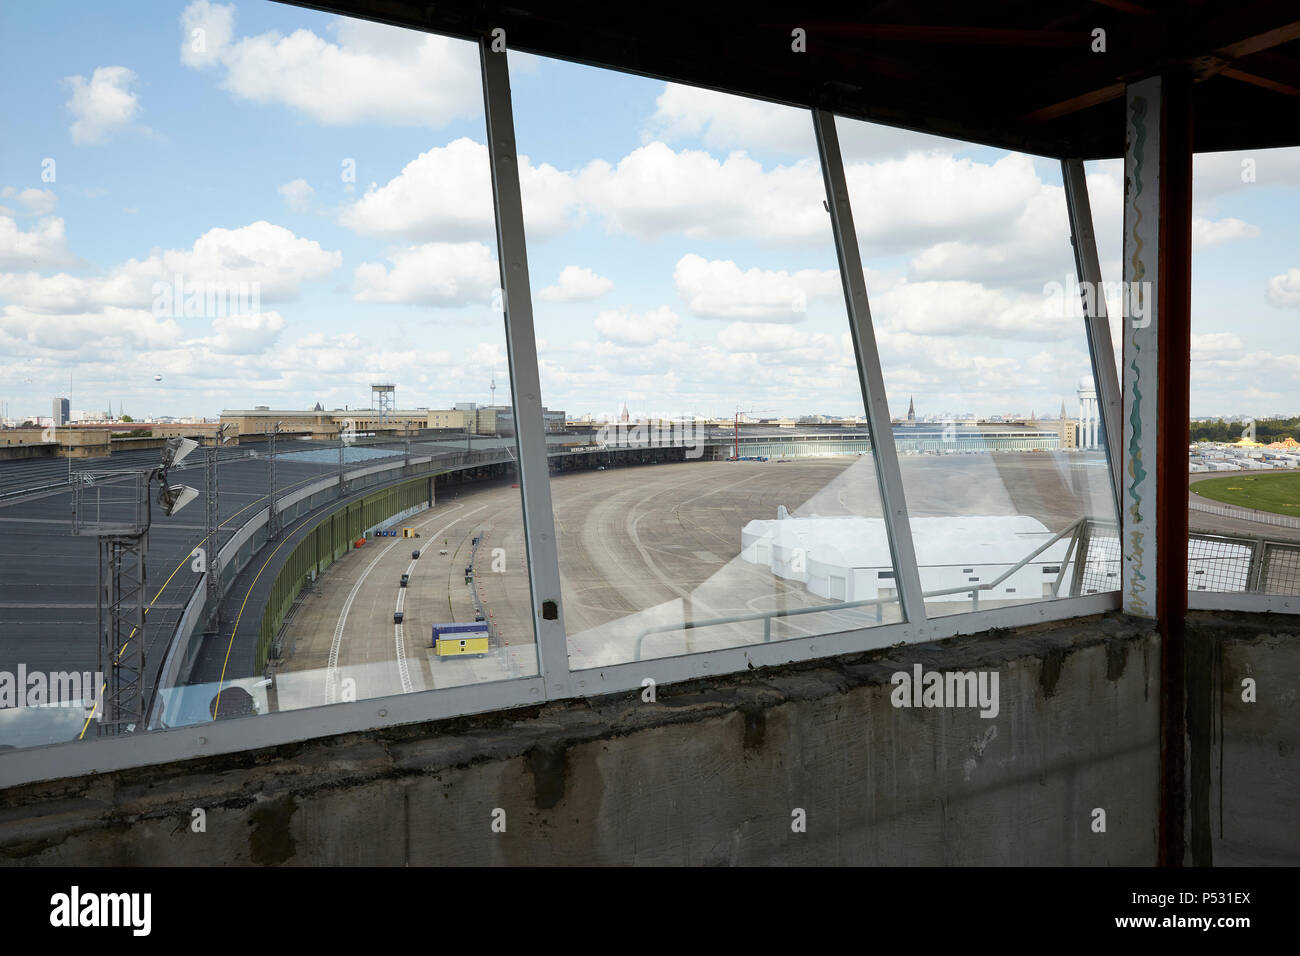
[[3, 609, 1288, 865]]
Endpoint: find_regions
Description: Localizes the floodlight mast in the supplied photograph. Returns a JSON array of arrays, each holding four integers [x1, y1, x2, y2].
[[267, 421, 283, 540], [203, 424, 234, 636], [82, 440, 199, 736]]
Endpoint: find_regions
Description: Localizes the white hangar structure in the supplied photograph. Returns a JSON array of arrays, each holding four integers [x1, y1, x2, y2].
[[741, 510, 1090, 604]]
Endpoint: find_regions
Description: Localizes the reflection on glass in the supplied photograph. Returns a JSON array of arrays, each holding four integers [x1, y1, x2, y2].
[[0, 7, 536, 752], [513, 60, 902, 666], [838, 120, 1123, 617]]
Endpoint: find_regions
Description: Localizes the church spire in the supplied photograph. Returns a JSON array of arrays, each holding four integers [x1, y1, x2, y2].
[[906, 396, 915, 422]]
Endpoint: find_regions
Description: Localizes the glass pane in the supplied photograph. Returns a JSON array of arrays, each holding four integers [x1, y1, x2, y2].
[[840, 123, 1122, 617], [511, 65, 902, 666], [1184, 148, 1300, 597], [1090, 150, 1300, 600], [0, 3, 535, 751]]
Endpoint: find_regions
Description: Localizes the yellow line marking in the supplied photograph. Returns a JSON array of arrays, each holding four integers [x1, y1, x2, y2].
[[211, 532, 296, 717], [77, 471, 324, 737]]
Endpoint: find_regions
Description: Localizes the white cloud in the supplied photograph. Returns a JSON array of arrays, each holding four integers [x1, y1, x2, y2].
[[645, 85, 812, 155], [1266, 268, 1300, 308], [180, 3, 482, 128], [352, 241, 499, 306], [1193, 217, 1259, 248], [180, 0, 235, 69], [0, 217, 75, 270], [64, 66, 141, 144], [0, 188, 57, 217], [467, 342, 506, 368], [1193, 149, 1300, 199], [673, 254, 839, 320], [0, 221, 340, 313], [1191, 332, 1245, 356], [199, 311, 287, 354], [579, 143, 826, 242], [648, 84, 958, 160], [717, 322, 810, 352], [278, 178, 314, 212], [339, 138, 577, 241], [850, 152, 1043, 256], [906, 179, 1074, 287], [539, 265, 613, 302], [873, 278, 1074, 341], [0, 305, 181, 352], [594, 306, 680, 346], [126, 220, 341, 303], [340, 137, 1071, 264]]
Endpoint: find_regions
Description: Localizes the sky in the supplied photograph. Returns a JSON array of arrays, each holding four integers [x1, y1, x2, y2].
[[1, 0, 1298, 424]]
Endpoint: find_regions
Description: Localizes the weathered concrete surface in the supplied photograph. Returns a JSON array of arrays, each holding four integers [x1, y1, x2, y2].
[[1186, 612, 1300, 866], [0, 611, 1177, 865]]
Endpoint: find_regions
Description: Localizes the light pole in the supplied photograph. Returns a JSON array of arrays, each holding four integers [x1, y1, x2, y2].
[[267, 421, 283, 540], [203, 424, 234, 636]]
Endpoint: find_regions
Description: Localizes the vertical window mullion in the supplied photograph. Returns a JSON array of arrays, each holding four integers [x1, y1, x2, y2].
[[813, 109, 928, 626]]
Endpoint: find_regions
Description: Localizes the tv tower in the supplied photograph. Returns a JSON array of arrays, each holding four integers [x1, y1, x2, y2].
[[490, 370, 497, 407]]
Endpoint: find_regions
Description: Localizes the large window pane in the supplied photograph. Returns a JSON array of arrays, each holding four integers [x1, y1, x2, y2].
[[0, 3, 535, 752], [511, 64, 902, 666], [1185, 149, 1300, 597], [841, 123, 1122, 617], [1088, 150, 1300, 600]]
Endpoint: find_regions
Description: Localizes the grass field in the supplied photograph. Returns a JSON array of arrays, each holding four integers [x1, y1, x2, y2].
[[1192, 473, 1300, 516]]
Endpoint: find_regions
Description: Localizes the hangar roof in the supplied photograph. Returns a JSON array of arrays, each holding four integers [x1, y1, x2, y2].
[[278, 0, 1300, 159]]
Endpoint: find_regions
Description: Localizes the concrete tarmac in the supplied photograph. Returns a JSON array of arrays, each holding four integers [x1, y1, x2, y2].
[[278, 453, 1123, 694]]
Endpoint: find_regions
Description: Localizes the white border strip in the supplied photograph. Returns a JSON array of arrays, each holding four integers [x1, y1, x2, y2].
[[1188, 592, 1300, 614]]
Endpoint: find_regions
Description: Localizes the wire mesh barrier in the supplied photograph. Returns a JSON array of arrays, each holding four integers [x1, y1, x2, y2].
[[1077, 527, 1121, 595], [1188, 533, 1254, 592], [1257, 540, 1300, 595], [1182, 532, 1299, 595], [1062, 523, 1300, 597]]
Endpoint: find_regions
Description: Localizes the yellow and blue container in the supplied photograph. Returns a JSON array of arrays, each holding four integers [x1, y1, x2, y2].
[[432, 621, 490, 658]]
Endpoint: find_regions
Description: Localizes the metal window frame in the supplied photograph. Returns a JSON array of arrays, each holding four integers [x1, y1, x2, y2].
[[1062, 158, 1124, 516], [813, 109, 928, 627], [0, 590, 1118, 789], [480, 36, 570, 698], [4, 35, 1292, 792]]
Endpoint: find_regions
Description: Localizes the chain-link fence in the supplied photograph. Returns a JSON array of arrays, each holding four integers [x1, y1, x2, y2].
[[1071, 522, 1300, 596], [1077, 525, 1121, 595]]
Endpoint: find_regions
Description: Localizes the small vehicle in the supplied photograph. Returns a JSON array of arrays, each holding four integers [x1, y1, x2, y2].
[[411, 550, 420, 560], [400, 574, 410, 588], [438, 549, 448, 555], [393, 610, 404, 624]]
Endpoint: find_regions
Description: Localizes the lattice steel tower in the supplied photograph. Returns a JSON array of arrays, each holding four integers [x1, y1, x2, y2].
[[372, 383, 396, 425], [73, 439, 200, 734]]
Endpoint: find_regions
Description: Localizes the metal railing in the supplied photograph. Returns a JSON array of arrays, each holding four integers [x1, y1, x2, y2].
[[632, 517, 1300, 660], [634, 516, 1120, 660], [1189, 532, 1300, 595], [1189, 497, 1300, 531]]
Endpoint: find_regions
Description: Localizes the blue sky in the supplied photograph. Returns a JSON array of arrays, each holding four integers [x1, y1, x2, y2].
[[2, 0, 1298, 424]]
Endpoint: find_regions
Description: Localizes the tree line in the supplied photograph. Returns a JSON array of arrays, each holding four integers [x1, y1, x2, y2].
[[1190, 417, 1300, 443]]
